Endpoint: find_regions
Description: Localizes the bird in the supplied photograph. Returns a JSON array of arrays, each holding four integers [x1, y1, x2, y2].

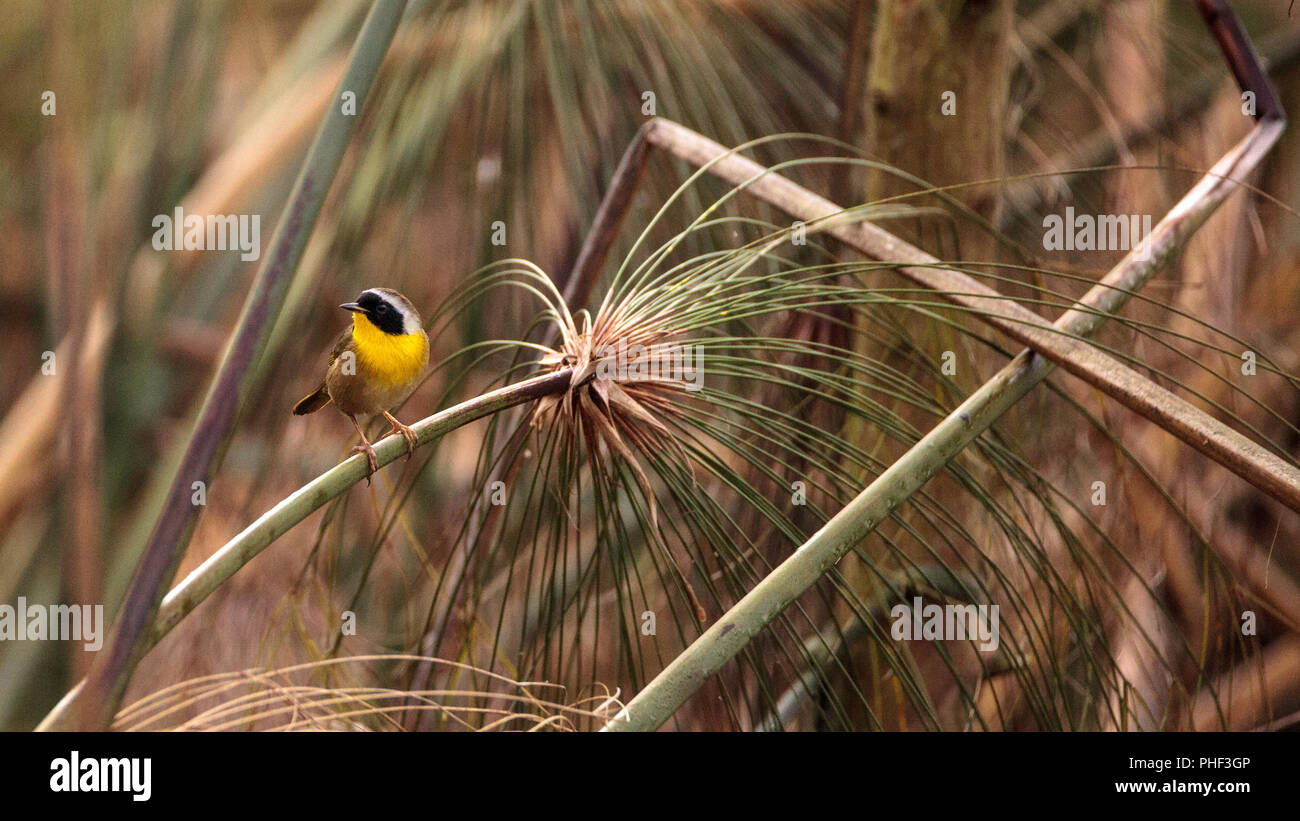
[[293, 287, 429, 483]]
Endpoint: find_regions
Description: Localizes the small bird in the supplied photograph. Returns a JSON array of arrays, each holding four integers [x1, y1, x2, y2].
[[293, 287, 429, 482]]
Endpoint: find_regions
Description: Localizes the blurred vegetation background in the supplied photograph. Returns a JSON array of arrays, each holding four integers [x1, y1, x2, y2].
[[3, 0, 1300, 731]]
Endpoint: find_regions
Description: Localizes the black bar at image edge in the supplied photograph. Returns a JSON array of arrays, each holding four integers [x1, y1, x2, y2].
[[1, 731, 1291, 808]]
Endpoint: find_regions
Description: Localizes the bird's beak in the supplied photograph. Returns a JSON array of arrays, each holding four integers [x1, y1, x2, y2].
[[339, 302, 364, 313]]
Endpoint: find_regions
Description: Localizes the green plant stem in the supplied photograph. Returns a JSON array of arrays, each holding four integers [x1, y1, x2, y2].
[[36, 368, 573, 731], [603, 347, 1048, 732], [49, 0, 410, 731]]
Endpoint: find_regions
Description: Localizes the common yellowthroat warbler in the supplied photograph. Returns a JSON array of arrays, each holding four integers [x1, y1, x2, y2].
[[293, 288, 429, 482]]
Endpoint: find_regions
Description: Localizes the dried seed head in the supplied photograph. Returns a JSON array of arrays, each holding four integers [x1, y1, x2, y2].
[[531, 292, 698, 523]]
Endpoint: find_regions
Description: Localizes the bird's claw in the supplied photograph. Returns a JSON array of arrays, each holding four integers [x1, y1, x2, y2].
[[350, 443, 378, 484], [383, 420, 418, 461]]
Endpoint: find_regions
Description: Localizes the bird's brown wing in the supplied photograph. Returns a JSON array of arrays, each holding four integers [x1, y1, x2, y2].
[[292, 328, 353, 416]]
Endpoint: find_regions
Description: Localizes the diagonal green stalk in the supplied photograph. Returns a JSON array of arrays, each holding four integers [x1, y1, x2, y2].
[[36, 368, 573, 731], [51, 0, 409, 731]]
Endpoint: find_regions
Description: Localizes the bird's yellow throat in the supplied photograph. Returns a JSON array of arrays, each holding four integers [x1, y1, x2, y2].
[[351, 312, 428, 389]]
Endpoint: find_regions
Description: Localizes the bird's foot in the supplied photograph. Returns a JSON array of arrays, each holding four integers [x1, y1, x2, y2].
[[382, 414, 418, 461], [350, 442, 378, 484]]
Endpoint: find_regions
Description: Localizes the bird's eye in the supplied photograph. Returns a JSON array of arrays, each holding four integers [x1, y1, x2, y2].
[[376, 303, 388, 314]]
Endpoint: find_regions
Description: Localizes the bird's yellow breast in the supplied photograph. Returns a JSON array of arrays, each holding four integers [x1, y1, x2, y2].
[[350, 312, 429, 390]]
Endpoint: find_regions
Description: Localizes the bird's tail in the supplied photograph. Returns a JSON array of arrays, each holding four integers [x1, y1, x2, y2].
[[292, 384, 331, 415]]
